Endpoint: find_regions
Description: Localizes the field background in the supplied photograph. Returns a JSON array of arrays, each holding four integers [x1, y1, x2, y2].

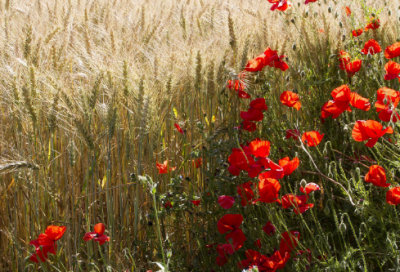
[[0, 0, 399, 271]]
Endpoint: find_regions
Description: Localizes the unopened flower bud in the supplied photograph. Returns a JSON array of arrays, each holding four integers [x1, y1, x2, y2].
[[383, 97, 388, 105], [305, 11, 309, 18], [300, 179, 307, 188], [335, 12, 339, 19], [342, 34, 346, 41], [300, 71, 306, 78], [324, 205, 330, 216], [378, 59, 383, 66], [339, 21, 343, 28], [339, 222, 347, 233], [371, 13, 375, 18], [388, 10, 391, 16], [298, 2, 301, 7], [285, 75, 290, 81], [292, 43, 297, 50], [291, 18, 296, 24], [328, 6, 332, 13]]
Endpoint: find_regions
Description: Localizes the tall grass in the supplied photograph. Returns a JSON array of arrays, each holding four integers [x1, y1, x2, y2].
[[0, 0, 399, 271]]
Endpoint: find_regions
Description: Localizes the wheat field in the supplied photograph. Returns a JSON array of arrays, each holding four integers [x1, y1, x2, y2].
[[0, 0, 399, 271]]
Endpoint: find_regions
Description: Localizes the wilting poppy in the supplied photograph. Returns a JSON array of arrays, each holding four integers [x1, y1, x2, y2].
[[156, 160, 176, 174], [225, 228, 247, 250], [344, 6, 351, 16], [262, 221, 276, 236], [83, 223, 110, 245], [243, 120, 257, 132], [192, 157, 203, 168], [300, 183, 320, 194], [38, 225, 67, 246], [249, 139, 271, 158], [361, 39, 381, 55], [250, 98, 268, 111], [286, 129, 300, 140], [338, 50, 351, 70], [365, 165, 390, 187], [352, 29, 363, 37], [217, 214, 244, 234], [218, 195, 235, 209], [255, 178, 281, 203], [280, 91, 301, 110], [345, 59, 362, 77], [174, 123, 184, 134], [386, 187, 400, 205], [352, 120, 394, 147], [240, 108, 264, 121], [227, 79, 251, 99], [302, 131, 324, 147], [384, 61, 400, 82], [279, 157, 300, 176], [365, 18, 380, 31], [216, 243, 234, 266], [264, 48, 289, 71], [237, 182, 255, 206], [279, 231, 300, 255], [190, 200, 201, 206], [375, 87, 400, 122], [29, 240, 57, 263], [385, 42, 400, 59]]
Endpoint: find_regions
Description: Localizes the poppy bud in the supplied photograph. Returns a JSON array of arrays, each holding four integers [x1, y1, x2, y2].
[[368, 216, 377, 225], [298, 2, 300, 7], [339, 222, 347, 233], [383, 97, 388, 105], [285, 75, 290, 82], [300, 179, 307, 188], [292, 43, 296, 50], [324, 205, 330, 216], [304, 11, 309, 18], [339, 21, 343, 28], [291, 18, 295, 24], [300, 71, 306, 78], [367, 52, 372, 59], [371, 13, 375, 18], [335, 12, 339, 19], [378, 59, 383, 67], [388, 10, 391, 16], [342, 34, 346, 41], [328, 7, 332, 13]]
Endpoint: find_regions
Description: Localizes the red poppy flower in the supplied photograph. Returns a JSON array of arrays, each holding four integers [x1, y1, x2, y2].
[[238, 249, 290, 271], [249, 139, 271, 158], [304, 0, 317, 4], [344, 6, 351, 16], [300, 183, 320, 194], [29, 239, 57, 263], [225, 228, 246, 250], [270, 56, 290, 71], [255, 178, 281, 203], [352, 29, 363, 37], [279, 231, 300, 255], [228, 150, 255, 175], [384, 61, 400, 82], [264, 48, 289, 71], [237, 182, 255, 206], [243, 120, 257, 132], [345, 59, 362, 77], [164, 201, 172, 208], [258, 159, 285, 179], [280, 194, 313, 214], [192, 157, 203, 168], [302, 131, 324, 147], [361, 39, 382, 55], [270, 0, 292, 12], [156, 160, 176, 174], [385, 42, 400, 59], [352, 120, 394, 147], [262, 221, 276, 236], [350, 93, 371, 111], [245, 53, 267, 72], [174, 123, 184, 134], [38, 225, 67, 246], [286, 129, 300, 140], [254, 238, 262, 249], [190, 200, 201, 206], [386, 187, 400, 205], [375, 87, 400, 122], [338, 50, 351, 70], [248, 163, 263, 178], [218, 195, 235, 209], [250, 98, 268, 111], [280, 91, 301, 110], [365, 18, 380, 31], [279, 157, 300, 176], [227, 79, 251, 99], [365, 165, 390, 187], [217, 214, 243, 234], [83, 223, 110, 245], [240, 108, 264, 121], [321, 100, 350, 119]]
